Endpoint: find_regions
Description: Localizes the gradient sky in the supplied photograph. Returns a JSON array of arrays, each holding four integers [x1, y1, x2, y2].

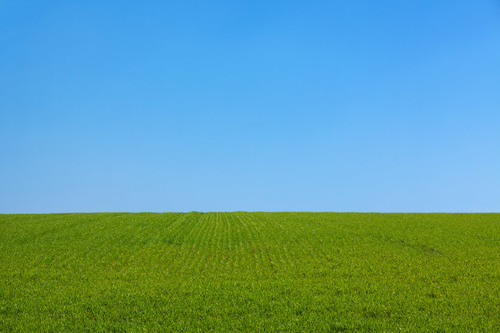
[[1, 0, 500, 213]]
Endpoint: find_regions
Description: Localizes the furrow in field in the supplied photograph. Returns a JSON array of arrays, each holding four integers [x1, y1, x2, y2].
[[207, 212, 222, 275], [193, 213, 214, 276], [171, 212, 202, 276], [248, 213, 288, 271], [163, 212, 204, 276], [214, 211, 227, 275], [203, 212, 218, 275], [232, 212, 257, 274], [216, 212, 228, 272], [221, 212, 245, 277], [289, 213, 345, 267], [183, 212, 214, 276], [226, 212, 241, 275], [142, 214, 174, 272], [237, 212, 250, 276], [230, 212, 250, 274], [223, 212, 235, 274], [243, 213, 275, 274], [47, 214, 132, 273], [124, 213, 182, 275], [200, 212, 217, 274], [279, 213, 325, 264], [186, 212, 218, 276], [237, 212, 269, 276]]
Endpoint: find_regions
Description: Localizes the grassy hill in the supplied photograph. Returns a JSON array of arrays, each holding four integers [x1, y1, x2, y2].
[[0, 212, 498, 331]]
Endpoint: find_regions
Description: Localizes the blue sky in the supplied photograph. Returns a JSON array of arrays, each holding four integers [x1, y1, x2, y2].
[[1, 0, 499, 213]]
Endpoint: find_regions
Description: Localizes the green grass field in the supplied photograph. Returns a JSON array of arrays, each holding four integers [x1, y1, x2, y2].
[[0, 212, 498, 331]]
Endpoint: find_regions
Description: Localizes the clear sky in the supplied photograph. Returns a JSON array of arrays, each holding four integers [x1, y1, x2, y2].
[[1, 0, 499, 213]]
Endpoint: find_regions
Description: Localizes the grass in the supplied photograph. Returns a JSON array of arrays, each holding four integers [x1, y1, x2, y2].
[[0, 212, 499, 331]]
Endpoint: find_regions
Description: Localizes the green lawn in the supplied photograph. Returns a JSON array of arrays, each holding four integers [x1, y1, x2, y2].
[[0, 212, 498, 331]]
